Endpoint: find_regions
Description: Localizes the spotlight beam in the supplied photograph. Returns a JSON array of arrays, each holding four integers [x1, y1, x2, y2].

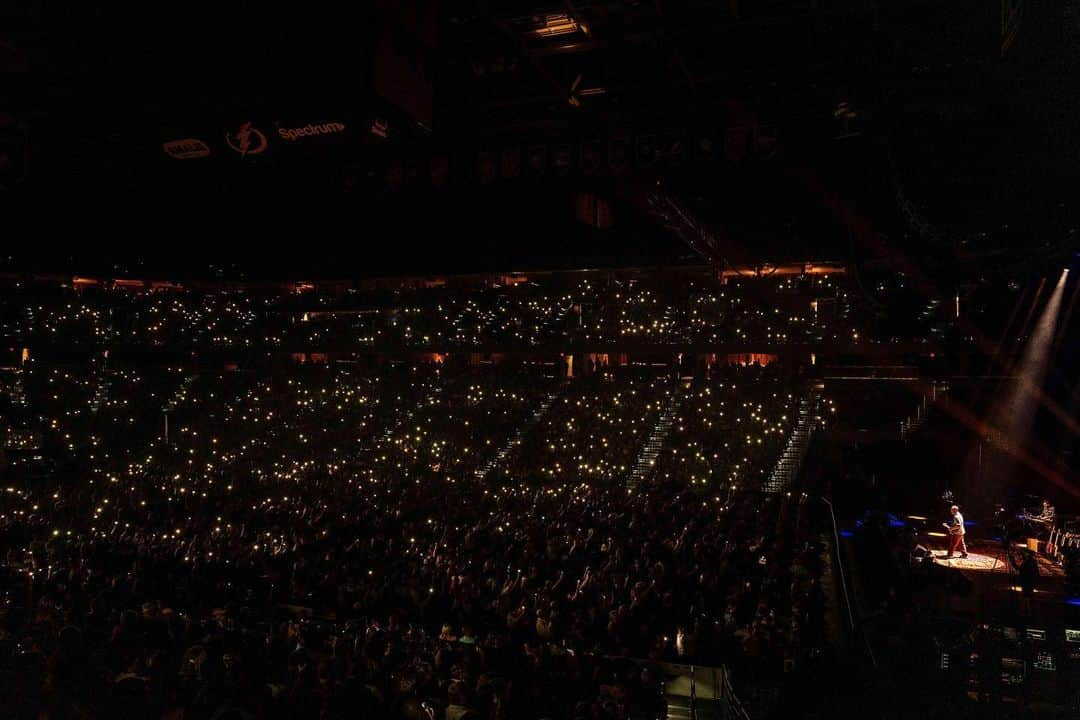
[[993, 270, 1069, 450], [1052, 272, 1078, 353], [941, 395, 1080, 501], [1005, 276, 1046, 373]]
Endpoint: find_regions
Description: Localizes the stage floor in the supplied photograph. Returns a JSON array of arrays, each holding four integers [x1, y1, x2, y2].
[[918, 538, 1069, 629], [926, 539, 1065, 579], [924, 538, 1065, 579]]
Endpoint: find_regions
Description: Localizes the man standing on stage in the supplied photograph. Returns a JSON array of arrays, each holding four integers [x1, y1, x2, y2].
[[944, 504, 968, 559]]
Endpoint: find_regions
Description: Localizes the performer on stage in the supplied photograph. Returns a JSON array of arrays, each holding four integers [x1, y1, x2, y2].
[[943, 504, 968, 559], [1024, 498, 1056, 533]]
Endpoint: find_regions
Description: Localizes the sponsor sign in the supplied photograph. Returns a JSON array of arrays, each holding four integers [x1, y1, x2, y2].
[[226, 122, 268, 157], [162, 138, 210, 160], [276, 121, 346, 141]]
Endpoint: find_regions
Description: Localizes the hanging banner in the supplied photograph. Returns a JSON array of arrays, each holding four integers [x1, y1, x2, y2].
[[148, 105, 376, 172], [636, 134, 656, 167], [553, 144, 573, 175], [476, 150, 497, 183], [500, 146, 521, 179], [163, 138, 211, 160], [429, 154, 449, 187], [608, 136, 629, 173], [275, 121, 346, 142], [659, 132, 685, 165], [580, 139, 602, 175], [225, 121, 270, 157], [526, 144, 547, 176], [724, 127, 749, 163]]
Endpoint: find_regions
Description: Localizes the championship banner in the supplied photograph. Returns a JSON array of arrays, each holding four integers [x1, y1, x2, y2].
[[500, 146, 521, 179], [404, 156, 423, 186], [659, 132, 685, 166], [635, 135, 656, 167], [693, 134, 716, 163], [385, 160, 404, 191], [372, 125, 752, 191], [553, 144, 573, 175], [476, 150, 497, 184], [526, 144, 547, 176], [608, 136, 629, 173], [429, 154, 449, 188], [724, 127, 749, 163], [752, 124, 778, 157], [580, 139, 602, 175]]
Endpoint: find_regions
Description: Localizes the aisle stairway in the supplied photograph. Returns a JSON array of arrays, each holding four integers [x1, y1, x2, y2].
[[666, 694, 723, 720], [627, 381, 685, 492], [475, 382, 565, 481], [764, 390, 820, 494], [899, 381, 945, 442], [663, 663, 749, 720], [163, 373, 198, 413], [373, 384, 444, 446], [7, 369, 28, 407], [88, 356, 111, 414]]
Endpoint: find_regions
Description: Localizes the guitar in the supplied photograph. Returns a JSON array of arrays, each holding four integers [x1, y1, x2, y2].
[[1022, 512, 1052, 526]]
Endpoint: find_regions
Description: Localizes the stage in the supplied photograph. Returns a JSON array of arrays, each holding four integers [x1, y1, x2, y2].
[[917, 538, 1068, 629], [930, 547, 1007, 573], [924, 538, 1065, 579]]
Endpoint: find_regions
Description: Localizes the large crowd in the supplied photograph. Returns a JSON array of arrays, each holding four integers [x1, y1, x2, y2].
[[0, 277, 832, 719], [0, 272, 857, 351]]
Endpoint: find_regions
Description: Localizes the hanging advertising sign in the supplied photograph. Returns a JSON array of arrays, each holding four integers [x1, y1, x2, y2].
[[275, 121, 346, 141], [162, 138, 210, 159], [225, 122, 269, 157]]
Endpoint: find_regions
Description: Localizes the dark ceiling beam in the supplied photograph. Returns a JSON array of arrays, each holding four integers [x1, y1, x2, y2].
[[440, 61, 842, 115], [651, 0, 702, 102], [562, 0, 591, 35], [452, 6, 875, 57], [528, 38, 610, 57], [489, 13, 577, 111]]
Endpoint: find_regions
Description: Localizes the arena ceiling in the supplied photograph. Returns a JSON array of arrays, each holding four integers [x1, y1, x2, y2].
[[1, 2, 1077, 275]]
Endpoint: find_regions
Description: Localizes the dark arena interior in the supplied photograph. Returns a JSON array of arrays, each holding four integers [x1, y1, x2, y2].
[[2, 3, 1080, 719]]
